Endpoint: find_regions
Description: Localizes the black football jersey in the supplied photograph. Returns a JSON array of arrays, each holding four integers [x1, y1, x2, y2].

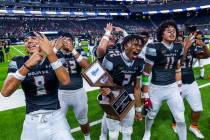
[[102, 52, 144, 94], [181, 45, 203, 84], [145, 42, 183, 85], [58, 48, 88, 90], [8, 56, 66, 114]]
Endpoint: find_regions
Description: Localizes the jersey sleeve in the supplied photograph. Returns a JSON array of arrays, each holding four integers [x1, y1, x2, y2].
[[102, 53, 114, 71], [145, 43, 157, 65], [56, 51, 68, 68], [178, 43, 184, 59], [8, 57, 19, 74]]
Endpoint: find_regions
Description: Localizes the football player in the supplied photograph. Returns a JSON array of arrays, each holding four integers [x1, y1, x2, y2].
[[172, 32, 210, 139], [101, 35, 145, 140], [54, 32, 91, 140], [142, 20, 187, 140], [195, 31, 209, 79], [95, 23, 128, 140], [1, 32, 72, 140]]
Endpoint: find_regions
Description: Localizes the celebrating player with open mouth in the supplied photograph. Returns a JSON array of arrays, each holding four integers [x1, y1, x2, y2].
[[1, 32, 72, 140]]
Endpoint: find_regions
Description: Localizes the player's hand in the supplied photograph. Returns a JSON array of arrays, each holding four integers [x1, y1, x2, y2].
[[135, 112, 143, 121], [35, 32, 54, 56], [100, 87, 111, 96], [53, 37, 65, 50], [144, 98, 152, 111], [25, 49, 44, 68], [104, 23, 113, 33]]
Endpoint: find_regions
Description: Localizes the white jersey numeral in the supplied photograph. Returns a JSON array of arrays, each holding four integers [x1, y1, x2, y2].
[[69, 60, 77, 74], [122, 74, 132, 85], [34, 75, 47, 96], [165, 57, 174, 69]]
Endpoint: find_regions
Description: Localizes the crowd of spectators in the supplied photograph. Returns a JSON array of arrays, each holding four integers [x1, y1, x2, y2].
[[0, 12, 209, 40]]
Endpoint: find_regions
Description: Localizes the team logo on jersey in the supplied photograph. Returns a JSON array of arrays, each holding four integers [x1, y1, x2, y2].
[[91, 68, 99, 76]]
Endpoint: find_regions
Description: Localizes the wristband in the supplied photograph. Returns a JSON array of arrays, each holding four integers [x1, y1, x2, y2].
[[50, 59, 63, 70], [135, 107, 143, 112], [76, 55, 83, 63], [105, 30, 111, 36], [53, 47, 58, 53], [177, 80, 182, 86], [176, 68, 181, 73], [13, 70, 26, 81], [72, 49, 78, 56], [102, 36, 109, 41], [143, 92, 150, 98], [23, 63, 31, 71]]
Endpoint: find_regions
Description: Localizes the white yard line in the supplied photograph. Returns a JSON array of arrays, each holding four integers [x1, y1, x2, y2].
[[71, 120, 102, 133], [70, 82, 210, 133], [11, 46, 25, 55]]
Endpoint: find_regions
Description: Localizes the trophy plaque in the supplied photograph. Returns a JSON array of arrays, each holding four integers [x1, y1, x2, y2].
[[82, 60, 135, 121], [81, 60, 114, 87]]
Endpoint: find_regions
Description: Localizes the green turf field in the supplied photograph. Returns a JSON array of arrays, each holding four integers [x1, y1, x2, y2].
[[0, 44, 210, 140]]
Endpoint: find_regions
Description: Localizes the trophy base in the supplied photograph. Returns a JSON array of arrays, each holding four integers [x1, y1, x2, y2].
[[98, 90, 135, 121]]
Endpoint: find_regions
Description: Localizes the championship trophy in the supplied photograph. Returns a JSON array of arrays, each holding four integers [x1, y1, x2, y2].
[[82, 60, 135, 121]]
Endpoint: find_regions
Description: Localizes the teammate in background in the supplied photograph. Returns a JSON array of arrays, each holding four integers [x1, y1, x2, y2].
[[0, 40, 4, 63], [88, 35, 96, 62], [1, 32, 71, 140], [171, 33, 210, 139], [54, 32, 91, 140], [94, 23, 128, 140], [142, 20, 187, 140], [195, 31, 208, 79], [4, 40, 11, 61], [101, 35, 145, 140]]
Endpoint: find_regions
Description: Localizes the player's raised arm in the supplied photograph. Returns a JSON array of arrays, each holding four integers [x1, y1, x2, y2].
[[35, 32, 70, 86], [96, 23, 113, 58]]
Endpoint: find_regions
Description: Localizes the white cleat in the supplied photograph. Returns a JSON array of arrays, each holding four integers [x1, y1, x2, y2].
[[189, 125, 204, 139], [172, 124, 177, 133], [142, 132, 151, 140]]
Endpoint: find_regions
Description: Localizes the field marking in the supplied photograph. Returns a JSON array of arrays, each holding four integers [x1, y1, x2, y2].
[[11, 46, 25, 55], [71, 120, 102, 133], [70, 82, 210, 133]]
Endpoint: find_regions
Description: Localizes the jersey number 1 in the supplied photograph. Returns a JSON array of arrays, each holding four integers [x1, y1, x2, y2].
[[165, 57, 174, 69]]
